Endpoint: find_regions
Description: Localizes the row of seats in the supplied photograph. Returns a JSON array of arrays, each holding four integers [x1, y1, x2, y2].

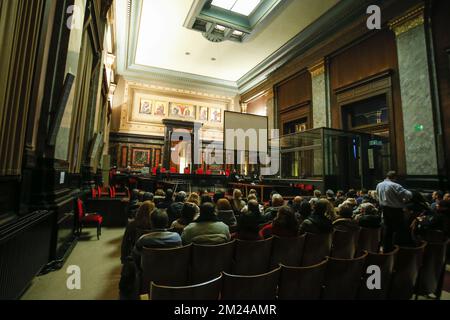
[[139, 231, 449, 299], [143, 236, 448, 300], [91, 185, 130, 199]]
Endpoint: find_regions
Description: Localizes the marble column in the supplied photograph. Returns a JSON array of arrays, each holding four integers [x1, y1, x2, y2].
[[309, 60, 327, 178], [389, 6, 438, 176], [309, 60, 328, 128]]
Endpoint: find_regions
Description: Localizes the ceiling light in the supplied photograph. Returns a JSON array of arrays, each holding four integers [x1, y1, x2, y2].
[[232, 30, 243, 36], [231, 0, 261, 16], [211, 57, 217, 61], [185, 52, 191, 55], [211, 0, 236, 10], [215, 24, 226, 31]]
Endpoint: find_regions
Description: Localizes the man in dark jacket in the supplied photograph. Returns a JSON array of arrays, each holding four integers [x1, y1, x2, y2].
[[167, 191, 186, 224], [299, 199, 333, 234]]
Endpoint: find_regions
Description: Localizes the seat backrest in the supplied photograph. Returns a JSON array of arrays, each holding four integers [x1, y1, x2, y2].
[[416, 238, 449, 296], [357, 227, 381, 254], [233, 238, 273, 275], [389, 241, 427, 300], [278, 259, 328, 300], [301, 232, 332, 266], [270, 234, 306, 268], [221, 267, 280, 300], [191, 240, 236, 284], [150, 275, 222, 300], [76, 198, 85, 219], [141, 244, 192, 294], [331, 229, 357, 259], [358, 246, 399, 300], [322, 252, 368, 300]]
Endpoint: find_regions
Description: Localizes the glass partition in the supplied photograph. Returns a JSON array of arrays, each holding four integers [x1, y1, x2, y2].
[[273, 128, 390, 191]]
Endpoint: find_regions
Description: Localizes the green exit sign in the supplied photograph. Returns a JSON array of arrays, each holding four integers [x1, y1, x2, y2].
[[414, 124, 424, 132]]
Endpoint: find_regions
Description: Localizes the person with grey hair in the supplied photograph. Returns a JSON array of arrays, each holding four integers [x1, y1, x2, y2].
[[264, 193, 284, 221], [167, 191, 187, 224]]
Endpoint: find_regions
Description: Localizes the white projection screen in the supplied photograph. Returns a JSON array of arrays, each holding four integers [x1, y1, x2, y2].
[[224, 111, 268, 153]]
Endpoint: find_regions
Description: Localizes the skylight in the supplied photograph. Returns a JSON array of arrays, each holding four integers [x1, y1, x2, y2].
[[211, 0, 262, 16]]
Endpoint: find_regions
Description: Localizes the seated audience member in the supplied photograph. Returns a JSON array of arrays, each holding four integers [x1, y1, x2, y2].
[[444, 193, 450, 202], [167, 191, 186, 224], [259, 206, 299, 239], [356, 189, 368, 205], [347, 189, 357, 199], [291, 196, 303, 221], [142, 192, 154, 202], [231, 189, 246, 215], [200, 193, 213, 204], [153, 189, 166, 207], [187, 192, 200, 207], [299, 199, 333, 234], [121, 201, 155, 263], [335, 190, 346, 207], [264, 193, 284, 221], [431, 191, 444, 211], [134, 209, 182, 251], [181, 203, 231, 245], [333, 205, 358, 229], [326, 190, 336, 206], [213, 190, 226, 204], [309, 189, 322, 205], [128, 189, 141, 218], [355, 203, 382, 229], [171, 202, 197, 234], [234, 200, 265, 240], [119, 200, 154, 300], [298, 200, 312, 222], [156, 188, 174, 209], [242, 194, 264, 214], [216, 198, 237, 226], [325, 199, 338, 222]]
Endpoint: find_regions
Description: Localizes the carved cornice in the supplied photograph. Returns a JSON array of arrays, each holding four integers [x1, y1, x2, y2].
[[308, 60, 325, 77], [388, 5, 425, 37]]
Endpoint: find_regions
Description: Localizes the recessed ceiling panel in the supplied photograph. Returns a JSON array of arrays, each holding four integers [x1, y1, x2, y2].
[[133, 0, 339, 82]]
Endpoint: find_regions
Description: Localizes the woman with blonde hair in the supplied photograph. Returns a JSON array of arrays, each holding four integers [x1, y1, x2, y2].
[[121, 201, 155, 261], [119, 200, 155, 299], [231, 189, 246, 215], [187, 192, 200, 206]]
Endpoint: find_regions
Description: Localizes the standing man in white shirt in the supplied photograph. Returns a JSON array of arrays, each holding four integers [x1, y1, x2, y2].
[[376, 171, 413, 252]]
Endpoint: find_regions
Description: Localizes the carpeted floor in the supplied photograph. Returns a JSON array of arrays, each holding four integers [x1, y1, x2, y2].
[[21, 228, 124, 300], [20, 227, 450, 300]]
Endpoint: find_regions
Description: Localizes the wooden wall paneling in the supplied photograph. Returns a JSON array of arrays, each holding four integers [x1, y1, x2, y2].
[[329, 30, 406, 174], [431, 0, 450, 181], [0, 0, 45, 176], [276, 71, 312, 111]]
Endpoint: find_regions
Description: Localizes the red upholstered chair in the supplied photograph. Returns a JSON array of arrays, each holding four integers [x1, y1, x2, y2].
[[225, 169, 230, 177], [152, 167, 157, 175], [91, 188, 98, 199], [161, 168, 167, 173], [196, 168, 204, 175], [206, 170, 212, 175], [76, 198, 103, 240], [109, 186, 116, 198], [170, 167, 177, 173], [184, 167, 191, 174]]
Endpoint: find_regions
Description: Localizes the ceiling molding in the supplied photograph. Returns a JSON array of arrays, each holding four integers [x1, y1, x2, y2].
[[115, 0, 239, 96], [116, 0, 371, 96], [236, 0, 376, 94]]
